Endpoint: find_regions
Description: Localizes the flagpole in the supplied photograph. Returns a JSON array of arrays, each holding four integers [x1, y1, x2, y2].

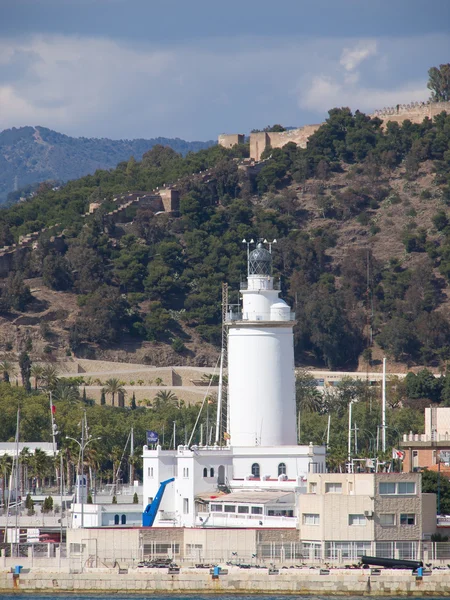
[[50, 392, 57, 456]]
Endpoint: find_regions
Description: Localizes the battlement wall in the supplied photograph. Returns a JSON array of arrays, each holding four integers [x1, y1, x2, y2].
[[249, 124, 321, 160], [371, 100, 450, 124]]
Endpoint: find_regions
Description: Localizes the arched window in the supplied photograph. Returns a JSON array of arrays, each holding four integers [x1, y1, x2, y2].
[[203, 467, 208, 477], [210, 468, 214, 478], [251, 463, 260, 478], [278, 463, 287, 476], [114, 514, 119, 525], [121, 514, 126, 525]]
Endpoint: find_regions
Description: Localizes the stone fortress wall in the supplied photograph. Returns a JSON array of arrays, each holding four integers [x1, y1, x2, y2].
[[0, 165, 218, 277], [220, 100, 450, 161]]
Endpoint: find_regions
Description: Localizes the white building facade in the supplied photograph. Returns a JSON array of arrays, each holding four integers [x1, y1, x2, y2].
[[142, 242, 326, 528]]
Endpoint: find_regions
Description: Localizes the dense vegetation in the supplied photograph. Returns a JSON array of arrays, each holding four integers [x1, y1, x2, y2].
[[1, 105, 450, 369], [0, 381, 203, 493], [0, 125, 214, 204]]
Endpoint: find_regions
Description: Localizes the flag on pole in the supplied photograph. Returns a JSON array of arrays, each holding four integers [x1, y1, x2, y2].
[[146, 430, 158, 445], [392, 448, 405, 460], [51, 404, 56, 414]]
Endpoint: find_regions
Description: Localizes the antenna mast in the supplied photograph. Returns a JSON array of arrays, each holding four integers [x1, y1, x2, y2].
[[217, 282, 229, 444]]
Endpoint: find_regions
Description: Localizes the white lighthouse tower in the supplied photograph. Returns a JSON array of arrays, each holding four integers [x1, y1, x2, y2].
[[141, 239, 326, 529], [227, 242, 297, 447]]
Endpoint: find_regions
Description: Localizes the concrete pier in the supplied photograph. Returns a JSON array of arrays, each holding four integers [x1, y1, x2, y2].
[[1, 566, 450, 595]]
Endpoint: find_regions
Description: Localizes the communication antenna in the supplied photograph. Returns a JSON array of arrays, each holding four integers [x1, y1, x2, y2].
[[242, 239, 255, 276]]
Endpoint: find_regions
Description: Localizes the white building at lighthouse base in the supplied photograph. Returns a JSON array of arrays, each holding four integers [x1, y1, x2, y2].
[[142, 442, 325, 528]]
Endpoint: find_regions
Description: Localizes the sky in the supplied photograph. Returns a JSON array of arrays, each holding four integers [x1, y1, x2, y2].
[[0, 0, 449, 141]]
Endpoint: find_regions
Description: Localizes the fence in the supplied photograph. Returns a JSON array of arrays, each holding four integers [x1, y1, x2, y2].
[[4, 541, 450, 569]]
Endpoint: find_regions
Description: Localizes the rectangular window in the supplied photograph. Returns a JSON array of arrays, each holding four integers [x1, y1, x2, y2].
[[398, 482, 415, 494], [348, 514, 366, 526], [380, 482, 416, 495], [325, 482, 342, 494], [183, 498, 189, 514], [309, 482, 317, 494], [148, 467, 154, 478], [210, 504, 223, 512], [238, 506, 249, 514], [400, 513, 416, 525], [224, 505, 236, 513], [379, 482, 396, 495], [303, 513, 320, 525], [251, 506, 263, 515], [183, 468, 189, 478], [379, 513, 395, 526]]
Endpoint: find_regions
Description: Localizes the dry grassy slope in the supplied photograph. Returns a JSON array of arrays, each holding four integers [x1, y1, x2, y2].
[[0, 277, 220, 367], [285, 160, 447, 372], [0, 160, 446, 372]]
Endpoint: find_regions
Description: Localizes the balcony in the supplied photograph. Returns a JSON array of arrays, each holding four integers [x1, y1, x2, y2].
[[225, 311, 296, 323], [240, 280, 281, 291], [402, 433, 450, 443], [195, 512, 296, 528]]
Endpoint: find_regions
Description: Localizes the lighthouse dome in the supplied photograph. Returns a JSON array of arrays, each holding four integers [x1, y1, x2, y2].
[[249, 243, 272, 275]]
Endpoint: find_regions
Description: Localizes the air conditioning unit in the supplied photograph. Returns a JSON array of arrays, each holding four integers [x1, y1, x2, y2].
[[364, 510, 374, 518]]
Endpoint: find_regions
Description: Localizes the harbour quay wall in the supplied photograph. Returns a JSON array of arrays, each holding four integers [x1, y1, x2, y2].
[[2, 567, 450, 595]]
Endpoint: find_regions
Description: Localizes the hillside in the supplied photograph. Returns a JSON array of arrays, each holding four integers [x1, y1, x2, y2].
[[0, 126, 215, 204], [0, 107, 449, 373]]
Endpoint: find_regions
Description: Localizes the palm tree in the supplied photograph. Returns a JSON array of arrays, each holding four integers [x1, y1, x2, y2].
[[53, 380, 80, 403], [30, 364, 44, 390], [40, 364, 59, 391], [30, 449, 51, 492], [19, 447, 32, 495], [0, 359, 16, 384], [0, 454, 12, 507], [153, 389, 179, 409], [102, 378, 125, 407]]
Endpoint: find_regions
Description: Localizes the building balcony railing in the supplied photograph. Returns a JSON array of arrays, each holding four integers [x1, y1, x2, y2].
[[225, 311, 296, 323], [402, 433, 450, 443], [240, 280, 281, 291], [195, 512, 296, 528]]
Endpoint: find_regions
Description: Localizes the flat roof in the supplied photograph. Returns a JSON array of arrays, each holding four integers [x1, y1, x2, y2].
[[197, 491, 293, 504]]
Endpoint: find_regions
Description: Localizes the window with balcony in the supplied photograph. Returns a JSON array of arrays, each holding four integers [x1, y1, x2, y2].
[[303, 513, 320, 525], [400, 513, 416, 525]]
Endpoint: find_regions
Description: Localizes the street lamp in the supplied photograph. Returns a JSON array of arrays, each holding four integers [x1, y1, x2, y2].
[[66, 420, 101, 529]]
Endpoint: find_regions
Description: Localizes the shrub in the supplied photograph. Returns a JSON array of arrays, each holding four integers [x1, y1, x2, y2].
[[171, 337, 187, 353]]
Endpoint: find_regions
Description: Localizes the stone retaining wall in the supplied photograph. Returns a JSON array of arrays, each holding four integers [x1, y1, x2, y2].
[[1, 567, 450, 594]]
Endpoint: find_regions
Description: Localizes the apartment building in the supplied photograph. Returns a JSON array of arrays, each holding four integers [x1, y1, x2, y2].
[[299, 472, 436, 561]]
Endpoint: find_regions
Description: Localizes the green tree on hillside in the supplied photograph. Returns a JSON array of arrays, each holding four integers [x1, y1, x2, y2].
[[428, 63, 450, 102]]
